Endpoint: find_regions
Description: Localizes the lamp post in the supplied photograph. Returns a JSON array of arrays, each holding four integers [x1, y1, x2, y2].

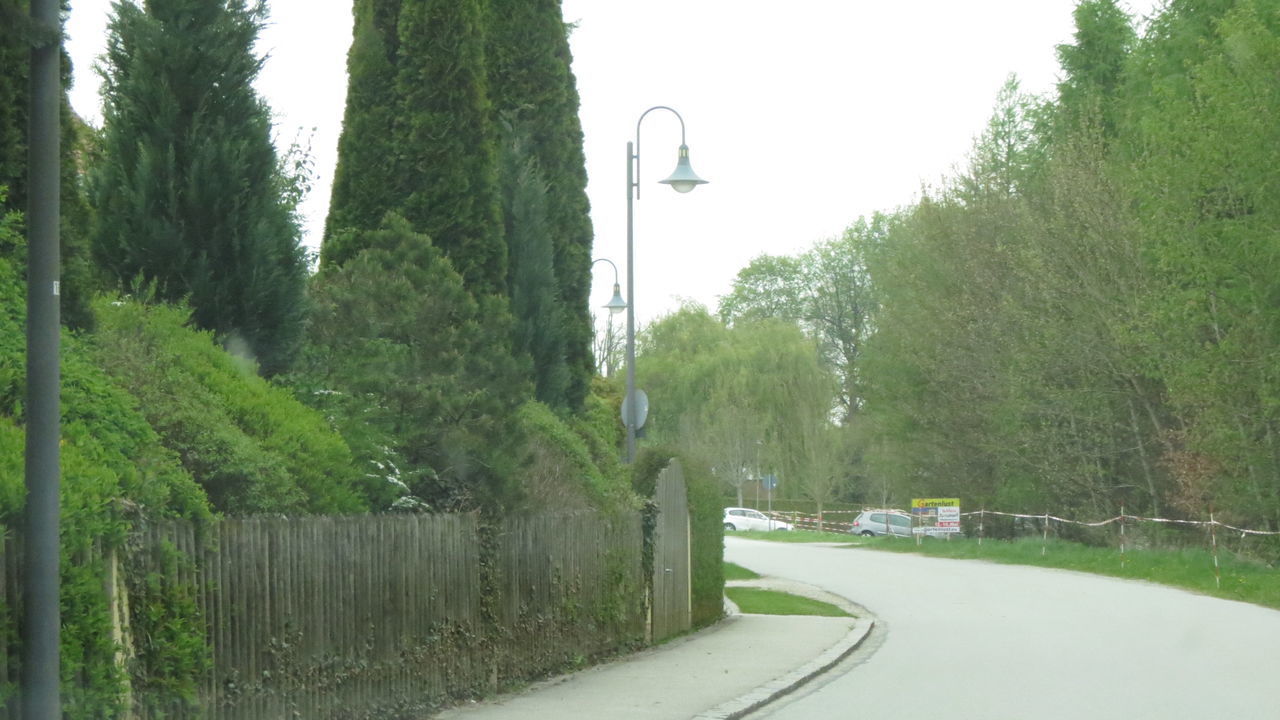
[[592, 258, 627, 378], [624, 106, 708, 463], [25, 0, 62, 716], [591, 258, 628, 316]]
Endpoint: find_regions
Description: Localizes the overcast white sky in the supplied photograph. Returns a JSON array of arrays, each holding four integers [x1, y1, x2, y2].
[[66, 0, 1160, 327]]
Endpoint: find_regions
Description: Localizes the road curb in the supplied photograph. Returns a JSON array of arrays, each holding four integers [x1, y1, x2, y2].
[[693, 579, 876, 719]]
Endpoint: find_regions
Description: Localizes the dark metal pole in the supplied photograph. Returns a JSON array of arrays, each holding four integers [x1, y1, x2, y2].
[[24, 0, 62, 716], [624, 140, 637, 463]]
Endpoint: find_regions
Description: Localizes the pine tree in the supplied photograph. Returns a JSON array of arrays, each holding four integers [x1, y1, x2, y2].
[[90, 0, 308, 376], [486, 0, 595, 408]]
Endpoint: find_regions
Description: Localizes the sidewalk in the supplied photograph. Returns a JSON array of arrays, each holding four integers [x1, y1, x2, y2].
[[435, 579, 874, 720]]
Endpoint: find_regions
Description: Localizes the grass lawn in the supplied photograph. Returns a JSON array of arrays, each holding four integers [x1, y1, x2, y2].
[[725, 587, 852, 617], [724, 562, 761, 581], [854, 535, 1280, 610], [727, 529, 856, 543]]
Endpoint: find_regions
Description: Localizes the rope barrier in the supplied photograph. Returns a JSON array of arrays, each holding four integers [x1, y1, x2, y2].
[[754, 507, 1280, 536], [957, 509, 1280, 536]]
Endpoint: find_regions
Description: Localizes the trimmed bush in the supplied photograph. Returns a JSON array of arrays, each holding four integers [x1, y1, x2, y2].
[[90, 298, 367, 514]]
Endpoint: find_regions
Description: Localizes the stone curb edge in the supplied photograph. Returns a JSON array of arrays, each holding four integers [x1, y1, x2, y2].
[[693, 580, 876, 720]]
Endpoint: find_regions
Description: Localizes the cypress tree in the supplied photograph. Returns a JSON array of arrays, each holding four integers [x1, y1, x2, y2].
[[325, 0, 507, 297], [393, 0, 506, 296], [321, 0, 402, 267], [90, 0, 308, 376], [486, 0, 595, 409]]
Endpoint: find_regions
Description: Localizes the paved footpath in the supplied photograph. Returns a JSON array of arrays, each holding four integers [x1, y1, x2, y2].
[[435, 577, 872, 720]]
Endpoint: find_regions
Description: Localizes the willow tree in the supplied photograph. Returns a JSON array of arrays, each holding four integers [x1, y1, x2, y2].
[[638, 307, 848, 504]]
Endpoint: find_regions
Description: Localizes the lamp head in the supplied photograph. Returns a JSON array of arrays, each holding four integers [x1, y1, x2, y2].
[[659, 144, 708, 194], [604, 283, 627, 315]]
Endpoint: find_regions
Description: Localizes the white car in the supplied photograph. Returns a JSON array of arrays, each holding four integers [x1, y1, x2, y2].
[[723, 507, 793, 532]]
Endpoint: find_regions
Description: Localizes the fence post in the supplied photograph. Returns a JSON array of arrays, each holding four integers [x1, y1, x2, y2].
[[1209, 507, 1221, 590], [1041, 511, 1049, 557], [1119, 505, 1126, 571], [978, 508, 984, 547]]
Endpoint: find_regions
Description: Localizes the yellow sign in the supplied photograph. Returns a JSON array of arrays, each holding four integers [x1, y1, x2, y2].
[[911, 498, 960, 509]]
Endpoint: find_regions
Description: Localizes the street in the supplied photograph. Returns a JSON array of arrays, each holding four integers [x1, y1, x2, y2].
[[726, 537, 1280, 719]]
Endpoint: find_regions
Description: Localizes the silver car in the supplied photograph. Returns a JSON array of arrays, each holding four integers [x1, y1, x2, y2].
[[850, 510, 913, 538]]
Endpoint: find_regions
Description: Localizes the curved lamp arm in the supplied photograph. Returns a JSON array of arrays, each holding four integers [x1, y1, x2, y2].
[[591, 258, 627, 315], [631, 105, 706, 199]]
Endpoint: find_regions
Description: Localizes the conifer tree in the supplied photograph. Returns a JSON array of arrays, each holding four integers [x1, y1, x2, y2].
[[321, 0, 402, 267], [325, 0, 507, 297], [90, 0, 308, 376], [1055, 0, 1136, 136], [303, 214, 529, 511], [501, 125, 569, 408], [486, 0, 596, 408], [393, 0, 506, 295]]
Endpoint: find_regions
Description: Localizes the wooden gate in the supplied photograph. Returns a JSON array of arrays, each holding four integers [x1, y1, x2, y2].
[[650, 461, 691, 642]]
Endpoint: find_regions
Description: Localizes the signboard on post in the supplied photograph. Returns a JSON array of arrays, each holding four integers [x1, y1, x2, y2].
[[911, 498, 962, 535]]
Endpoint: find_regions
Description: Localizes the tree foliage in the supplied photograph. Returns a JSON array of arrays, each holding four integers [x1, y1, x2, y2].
[[500, 123, 570, 408], [0, 0, 97, 329], [298, 214, 530, 511], [90, 0, 308, 376], [486, 0, 596, 408], [325, 0, 597, 409], [720, 221, 877, 421], [636, 305, 848, 506], [324, 0, 508, 298], [841, 0, 1280, 544]]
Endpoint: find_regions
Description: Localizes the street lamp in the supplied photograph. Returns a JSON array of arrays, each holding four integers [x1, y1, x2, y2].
[[624, 106, 708, 463], [591, 258, 628, 315]]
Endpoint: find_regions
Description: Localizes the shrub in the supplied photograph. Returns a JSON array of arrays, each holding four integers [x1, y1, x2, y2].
[[91, 298, 367, 514], [0, 208, 212, 715]]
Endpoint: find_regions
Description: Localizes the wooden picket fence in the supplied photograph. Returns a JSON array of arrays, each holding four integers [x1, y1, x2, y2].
[[0, 510, 653, 719]]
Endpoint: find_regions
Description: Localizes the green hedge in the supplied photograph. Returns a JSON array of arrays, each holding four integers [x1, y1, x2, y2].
[[632, 447, 725, 629]]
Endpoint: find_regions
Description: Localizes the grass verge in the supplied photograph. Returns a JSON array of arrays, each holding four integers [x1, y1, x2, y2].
[[728, 529, 856, 543], [853, 536, 1280, 610], [724, 562, 761, 581], [725, 587, 852, 617]]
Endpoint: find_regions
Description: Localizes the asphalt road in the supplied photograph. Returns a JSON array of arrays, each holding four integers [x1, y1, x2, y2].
[[725, 537, 1280, 719]]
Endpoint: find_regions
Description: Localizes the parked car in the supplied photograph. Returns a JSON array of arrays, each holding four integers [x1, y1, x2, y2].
[[850, 510, 913, 538], [723, 507, 793, 532]]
